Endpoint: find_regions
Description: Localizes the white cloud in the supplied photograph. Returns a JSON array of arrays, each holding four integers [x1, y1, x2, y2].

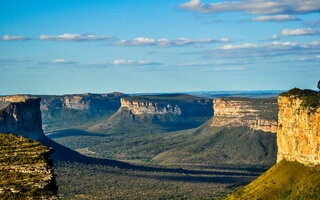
[[0, 59, 30, 64], [112, 59, 162, 66], [114, 37, 229, 47], [39, 33, 113, 41], [41, 59, 77, 65], [252, 15, 299, 22], [271, 34, 279, 40], [206, 41, 320, 58], [281, 28, 320, 36], [1, 35, 29, 41], [178, 0, 320, 15]]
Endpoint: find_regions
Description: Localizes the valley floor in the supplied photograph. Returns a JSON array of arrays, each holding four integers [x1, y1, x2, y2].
[[54, 161, 258, 200]]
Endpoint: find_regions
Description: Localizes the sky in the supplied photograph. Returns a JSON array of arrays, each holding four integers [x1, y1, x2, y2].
[[0, 0, 319, 95]]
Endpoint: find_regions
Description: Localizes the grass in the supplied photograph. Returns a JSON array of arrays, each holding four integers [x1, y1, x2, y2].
[[224, 160, 320, 200]]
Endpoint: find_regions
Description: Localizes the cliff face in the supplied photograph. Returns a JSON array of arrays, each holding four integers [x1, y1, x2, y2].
[[120, 99, 182, 115], [0, 96, 44, 140], [0, 133, 57, 199], [211, 97, 278, 133], [40, 92, 126, 111], [119, 94, 213, 117], [277, 92, 320, 166]]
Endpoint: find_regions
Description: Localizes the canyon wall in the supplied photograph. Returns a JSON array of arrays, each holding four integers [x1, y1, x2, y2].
[[40, 92, 126, 111], [211, 97, 278, 133], [119, 94, 213, 118], [120, 98, 182, 115], [0, 96, 44, 140], [277, 91, 320, 166]]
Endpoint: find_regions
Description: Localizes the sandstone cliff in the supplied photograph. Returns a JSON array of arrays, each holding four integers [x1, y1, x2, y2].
[[120, 94, 213, 117], [277, 89, 320, 166], [0, 96, 44, 140], [211, 97, 278, 133], [40, 92, 126, 111], [0, 133, 57, 199]]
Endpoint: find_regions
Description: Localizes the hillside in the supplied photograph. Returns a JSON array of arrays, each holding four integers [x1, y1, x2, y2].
[[39, 92, 127, 131], [50, 96, 278, 168], [225, 88, 320, 199], [0, 133, 57, 199], [225, 160, 320, 200], [89, 93, 213, 133]]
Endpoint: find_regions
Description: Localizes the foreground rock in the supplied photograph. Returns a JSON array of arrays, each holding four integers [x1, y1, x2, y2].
[[0, 133, 57, 199], [0, 96, 44, 140]]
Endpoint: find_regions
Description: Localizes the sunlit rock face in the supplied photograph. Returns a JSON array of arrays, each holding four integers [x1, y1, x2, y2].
[[0, 96, 44, 140], [211, 97, 278, 133], [120, 99, 182, 115], [119, 94, 213, 117], [277, 95, 320, 166]]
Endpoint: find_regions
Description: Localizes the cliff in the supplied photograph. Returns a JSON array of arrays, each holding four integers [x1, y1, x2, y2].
[[120, 98, 182, 115], [0, 96, 45, 140], [40, 92, 126, 111], [0, 133, 57, 199], [277, 89, 320, 166], [120, 94, 213, 117], [38, 92, 126, 131], [211, 97, 278, 133]]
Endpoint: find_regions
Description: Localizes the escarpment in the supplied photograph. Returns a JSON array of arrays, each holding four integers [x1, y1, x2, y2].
[[277, 89, 320, 166], [211, 97, 278, 133], [120, 94, 213, 117], [0, 96, 45, 140], [0, 133, 57, 199]]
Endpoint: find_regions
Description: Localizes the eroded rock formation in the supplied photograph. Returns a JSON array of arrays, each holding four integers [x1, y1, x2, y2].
[[211, 97, 278, 133], [0, 133, 57, 199], [277, 91, 320, 166], [0, 96, 44, 140]]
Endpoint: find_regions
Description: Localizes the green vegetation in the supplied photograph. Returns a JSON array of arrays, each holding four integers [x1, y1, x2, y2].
[[0, 133, 56, 199], [224, 160, 320, 200], [42, 108, 116, 132], [50, 120, 277, 169], [280, 88, 320, 110], [54, 161, 256, 200]]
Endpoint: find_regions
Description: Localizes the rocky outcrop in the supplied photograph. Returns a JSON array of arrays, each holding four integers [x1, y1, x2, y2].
[[211, 97, 278, 133], [120, 99, 182, 115], [119, 94, 213, 117], [277, 89, 320, 166], [40, 92, 126, 111], [0, 133, 57, 199], [0, 96, 44, 140]]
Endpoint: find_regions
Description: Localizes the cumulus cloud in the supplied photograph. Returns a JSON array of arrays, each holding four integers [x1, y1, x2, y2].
[[1, 35, 30, 41], [271, 34, 279, 40], [39, 33, 113, 41], [206, 41, 320, 58], [281, 28, 320, 36], [252, 15, 299, 22], [113, 37, 229, 47], [178, 0, 320, 15], [112, 59, 162, 66]]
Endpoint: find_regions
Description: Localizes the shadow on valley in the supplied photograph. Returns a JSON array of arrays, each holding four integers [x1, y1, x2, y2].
[[46, 129, 108, 139], [40, 136, 258, 178]]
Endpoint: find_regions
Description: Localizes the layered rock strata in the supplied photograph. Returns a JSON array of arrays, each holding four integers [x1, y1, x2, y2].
[[119, 94, 213, 117], [277, 91, 320, 166], [211, 97, 278, 133], [0, 96, 44, 140], [0, 133, 57, 199]]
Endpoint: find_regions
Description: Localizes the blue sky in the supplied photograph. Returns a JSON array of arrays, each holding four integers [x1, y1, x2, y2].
[[0, 0, 319, 95]]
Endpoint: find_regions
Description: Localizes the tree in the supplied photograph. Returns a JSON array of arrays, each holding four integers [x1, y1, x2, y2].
[[318, 80, 320, 90]]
